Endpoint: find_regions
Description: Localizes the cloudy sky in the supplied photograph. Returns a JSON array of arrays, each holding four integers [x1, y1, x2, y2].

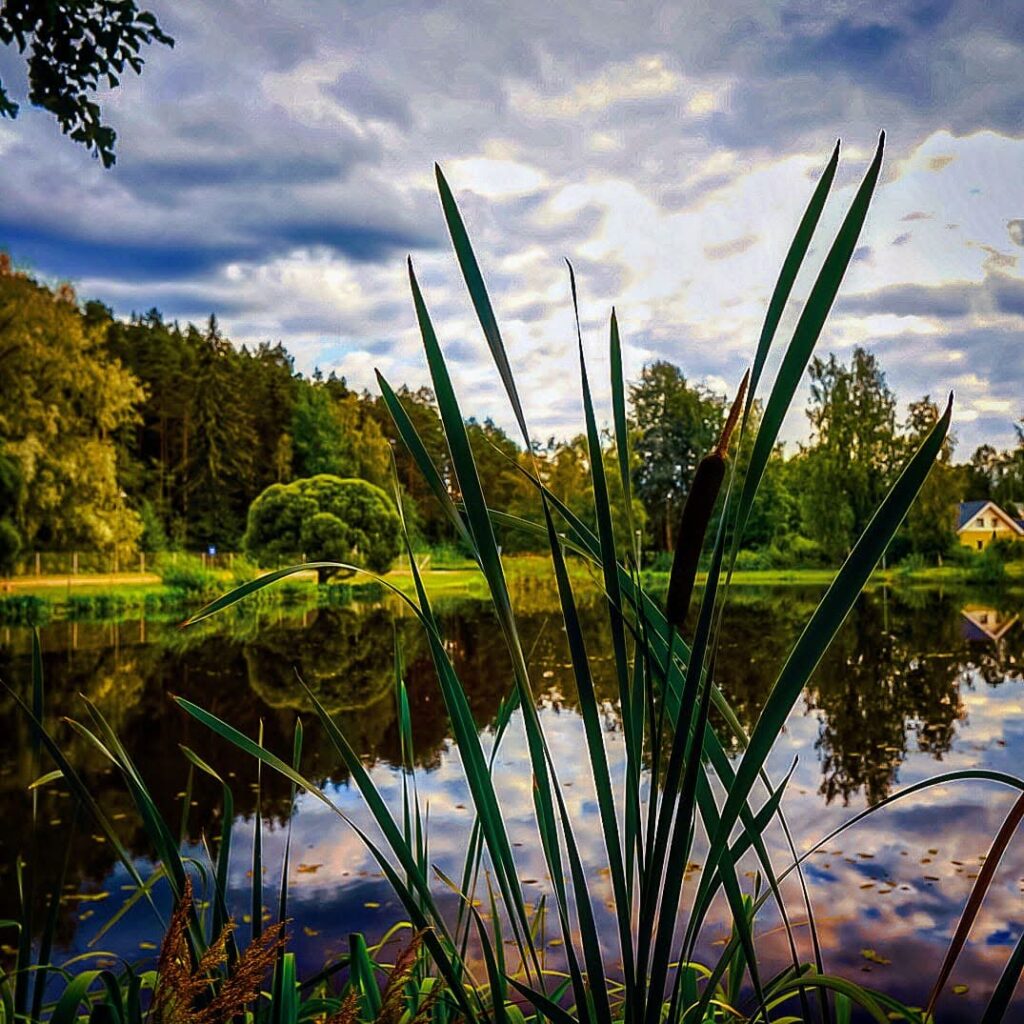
[[1, 0, 1022, 452]]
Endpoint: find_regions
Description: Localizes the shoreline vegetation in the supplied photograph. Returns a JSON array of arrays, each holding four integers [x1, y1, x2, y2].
[[4, 552, 1024, 626]]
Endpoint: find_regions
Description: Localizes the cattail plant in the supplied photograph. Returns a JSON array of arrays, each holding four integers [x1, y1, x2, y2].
[[665, 370, 749, 634]]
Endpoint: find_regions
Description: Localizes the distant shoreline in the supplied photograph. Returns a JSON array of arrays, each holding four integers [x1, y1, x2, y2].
[[2, 555, 1022, 627]]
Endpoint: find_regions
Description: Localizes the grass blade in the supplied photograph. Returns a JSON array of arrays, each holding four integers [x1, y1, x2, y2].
[[700, 393, 951, 941], [436, 164, 530, 447], [735, 133, 884, 544], [746, 139, 840, 414], [927, 791, 1024, 1017]]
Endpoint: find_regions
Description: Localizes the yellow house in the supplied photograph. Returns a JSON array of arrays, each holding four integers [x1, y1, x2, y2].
[[957, 500, 1024, 550]]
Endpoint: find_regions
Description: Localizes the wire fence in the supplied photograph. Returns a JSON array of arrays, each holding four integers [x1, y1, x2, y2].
[[8, 550, 241, 577], [7, 550, 443, 578]]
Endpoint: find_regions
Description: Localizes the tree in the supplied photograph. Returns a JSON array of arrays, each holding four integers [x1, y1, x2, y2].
[[292, 372, 351, 479], [797, 348, 901, 561], [243, 475, 402, 582], [899, 396, 957, 561], [467, 418, 524, 512], [629, 361, 724, 551], [0, 0, 173, 166], [0, 520, 20, 577], [0, 259, 142, 551], [731, 402, 799, 550], [370, 385, 455, 546]]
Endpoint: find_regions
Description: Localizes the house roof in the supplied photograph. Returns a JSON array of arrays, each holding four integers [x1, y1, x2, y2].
[[957, 499, 1024, 534], [957, 500, 990, 530]]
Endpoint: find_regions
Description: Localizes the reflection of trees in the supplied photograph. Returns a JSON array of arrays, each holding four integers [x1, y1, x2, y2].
[[810, 592, 965, 804], [807, 588, 1024, 805], [246, 606, 399, 712], [709, 588, 820, 753], [706, 586, 1024, 806], [4, 582, 1024, 950]]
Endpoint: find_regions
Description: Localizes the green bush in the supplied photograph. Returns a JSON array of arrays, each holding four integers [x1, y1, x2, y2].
[[968, 543, 1007, 585], [0, 593, 47, 625], [991, 537, 1024, 562], [943, 541, 977, 567], [243, 474, 402, 581], [137, 498, 169, 551], [157, 553, 219, 595], [645, 549, 674, 572], [897, 551, 927, 575], [227, 553, 262, 586], [733, 547, 772, 571]]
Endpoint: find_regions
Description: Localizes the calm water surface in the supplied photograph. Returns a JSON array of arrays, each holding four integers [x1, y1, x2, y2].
[[3, 580, 1024, 1019]]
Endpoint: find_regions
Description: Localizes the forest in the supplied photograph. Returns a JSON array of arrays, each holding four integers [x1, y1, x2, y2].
[[1, 254, 1021, 570]]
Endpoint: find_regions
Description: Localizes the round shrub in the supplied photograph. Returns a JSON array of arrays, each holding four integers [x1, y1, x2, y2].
[[243, 475, 401, 580]]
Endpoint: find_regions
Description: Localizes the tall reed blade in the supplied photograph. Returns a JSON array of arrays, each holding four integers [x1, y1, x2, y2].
[[735, 133, 884, 544]]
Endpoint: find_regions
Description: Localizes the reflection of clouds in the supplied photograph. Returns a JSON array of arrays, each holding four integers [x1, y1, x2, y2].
[[231, 669, 1024, 1011]]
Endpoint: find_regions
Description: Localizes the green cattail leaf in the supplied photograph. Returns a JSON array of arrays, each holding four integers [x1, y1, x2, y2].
[[736, 133, 884, 546]]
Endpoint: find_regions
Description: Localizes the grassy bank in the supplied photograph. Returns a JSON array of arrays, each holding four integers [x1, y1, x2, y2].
[[4, 554, 1024, 625]]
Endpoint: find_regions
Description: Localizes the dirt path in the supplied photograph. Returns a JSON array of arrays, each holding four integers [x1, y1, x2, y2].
[[4, 573, 163, 590]]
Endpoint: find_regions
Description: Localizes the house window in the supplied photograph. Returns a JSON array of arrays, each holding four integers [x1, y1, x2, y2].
[[978, 540, 984, 550], [976, 518, 985, 527]]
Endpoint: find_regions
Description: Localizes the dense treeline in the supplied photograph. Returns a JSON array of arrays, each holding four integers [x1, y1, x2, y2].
[[1, 259, 1021, 568]]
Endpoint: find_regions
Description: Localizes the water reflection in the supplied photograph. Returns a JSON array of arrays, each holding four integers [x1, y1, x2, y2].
[[2, 581, 1024, 1012]]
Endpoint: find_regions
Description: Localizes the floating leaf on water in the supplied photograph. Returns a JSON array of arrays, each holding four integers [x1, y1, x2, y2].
[[139, 941, 157, 950], [861, 949, 891, 965], [296, 863, 322, 874], [364, 901, 381, 909], [952, 984, 969, 996], [303, 926, 320, 936]]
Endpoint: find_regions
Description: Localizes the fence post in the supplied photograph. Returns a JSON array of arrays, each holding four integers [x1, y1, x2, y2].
[[72, 552, 78, 575], [113, 546, 119, 574], [140, 551, 146, 574], [35, 551, 40, 576]]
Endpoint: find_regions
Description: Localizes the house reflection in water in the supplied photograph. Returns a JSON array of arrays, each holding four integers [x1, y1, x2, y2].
[[960, 604, 1021, 643]]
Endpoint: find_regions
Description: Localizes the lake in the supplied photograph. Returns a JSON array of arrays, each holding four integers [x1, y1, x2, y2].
[[3, 579, 1024, 1020]]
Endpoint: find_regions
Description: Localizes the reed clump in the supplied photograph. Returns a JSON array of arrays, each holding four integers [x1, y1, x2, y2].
[[11, 136, 1024, 1023]]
